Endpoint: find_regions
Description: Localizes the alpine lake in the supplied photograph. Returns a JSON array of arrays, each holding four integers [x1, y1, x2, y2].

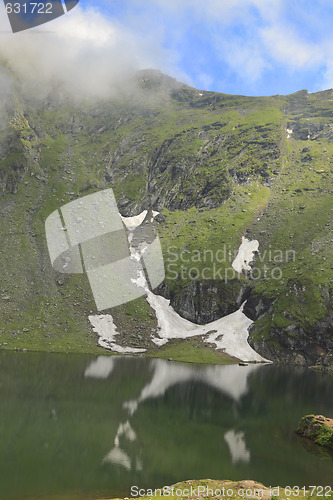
[[0, 351, 333, 500]]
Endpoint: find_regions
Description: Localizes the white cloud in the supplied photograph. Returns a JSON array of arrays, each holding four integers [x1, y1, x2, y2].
[[0, 6, 169, 99], [320, 56, 333, 90], [136, 0, 333, 90], [55, 7, 116, 47], [140, 0, 283, 25], [1, 0, 333, 97], [260, 24, 321, 69], [126, 0, 284, 85], [213, 33, 267, 83], [195, 72, 214, 91]]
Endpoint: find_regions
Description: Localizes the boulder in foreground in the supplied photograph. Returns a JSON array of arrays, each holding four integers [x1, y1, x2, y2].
[[297, 414, 333, 449]]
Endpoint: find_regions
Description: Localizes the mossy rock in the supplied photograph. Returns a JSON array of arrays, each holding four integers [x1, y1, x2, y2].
[[297, 414, 333, 450]]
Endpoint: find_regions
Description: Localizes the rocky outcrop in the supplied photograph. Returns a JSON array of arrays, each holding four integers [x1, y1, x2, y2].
[[157, 281, 251, 324], [250, 323, 333, 366], [0, 129, 27, 195], [297, 415, 333, 450], [0, 69, 332, 361], [243, 292, 275, 321], [248, 289, 333, 366]]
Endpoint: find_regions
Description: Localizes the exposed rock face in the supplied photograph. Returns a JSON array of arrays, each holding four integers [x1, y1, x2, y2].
[[157, 281, 251, 324], [0, 69, 332, 361], [243, 293, 275, 321], [248, 293, 333, 366], [0, 129, 27, 195]]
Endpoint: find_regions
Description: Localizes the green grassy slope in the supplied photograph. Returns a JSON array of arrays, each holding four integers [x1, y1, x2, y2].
[[0, 70, 332, 364]]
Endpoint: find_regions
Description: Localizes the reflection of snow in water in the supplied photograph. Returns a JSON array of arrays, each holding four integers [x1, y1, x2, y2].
[[84, 356, 115, 379], [103, 446, 131, 470], [114, 421, 137, 446], [85, 352, 266, 471], [102, 421, 139, 471], [224, 429, 251, 464], [123, 359, 262, 415]]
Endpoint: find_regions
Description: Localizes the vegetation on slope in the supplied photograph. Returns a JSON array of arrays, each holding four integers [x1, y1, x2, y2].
[[0, 70, 332, 364]]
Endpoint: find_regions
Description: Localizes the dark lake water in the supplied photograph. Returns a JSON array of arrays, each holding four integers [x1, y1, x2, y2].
[[0, 351, 333, 500]]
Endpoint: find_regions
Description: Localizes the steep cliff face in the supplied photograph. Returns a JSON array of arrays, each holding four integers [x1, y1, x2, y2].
[[0, 69, 332, 364], [157, 280, 251, 324], [246, 289, 333, 366], [0, 128, 27, 194]]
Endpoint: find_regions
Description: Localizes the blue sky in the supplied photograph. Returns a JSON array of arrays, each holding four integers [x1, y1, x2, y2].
[[1, 0, 333, 98], [74, 0, 333, 96]]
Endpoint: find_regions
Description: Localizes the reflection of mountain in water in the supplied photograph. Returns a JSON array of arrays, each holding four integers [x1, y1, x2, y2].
[[85, 357, 261, 403], [102, 421, 143, 471], [1, 351, 333, 499], [85, 357, 262, 470], [122, 359, 261, 413], [85, 356, 116, 379]]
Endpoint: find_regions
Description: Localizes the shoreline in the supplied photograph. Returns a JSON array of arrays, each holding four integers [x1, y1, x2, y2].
[[98, 479, 333, 500]]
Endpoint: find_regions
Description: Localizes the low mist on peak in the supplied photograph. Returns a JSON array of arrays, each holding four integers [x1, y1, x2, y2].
[[0, 6, 181, 111]]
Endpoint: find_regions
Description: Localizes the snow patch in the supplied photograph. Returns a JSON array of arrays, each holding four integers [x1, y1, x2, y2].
[[89, 314, 146, 353], [146, 291, 201, 340], [146, 291, 268, 362], [232, 237, 259, 273], [151, 336, 168, 347], [88, 221, 267, 362], [89, 272, 268, 361], [205, 307, 259, 361], [90, 290, 269, 362], [120, 210, 159, 231]]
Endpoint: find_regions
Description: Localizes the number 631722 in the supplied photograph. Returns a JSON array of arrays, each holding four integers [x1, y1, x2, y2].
[[5, 2, 53, 14]]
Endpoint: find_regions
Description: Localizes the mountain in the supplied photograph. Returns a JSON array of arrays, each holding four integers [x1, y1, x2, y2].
[[0, 69, 332, 366]]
